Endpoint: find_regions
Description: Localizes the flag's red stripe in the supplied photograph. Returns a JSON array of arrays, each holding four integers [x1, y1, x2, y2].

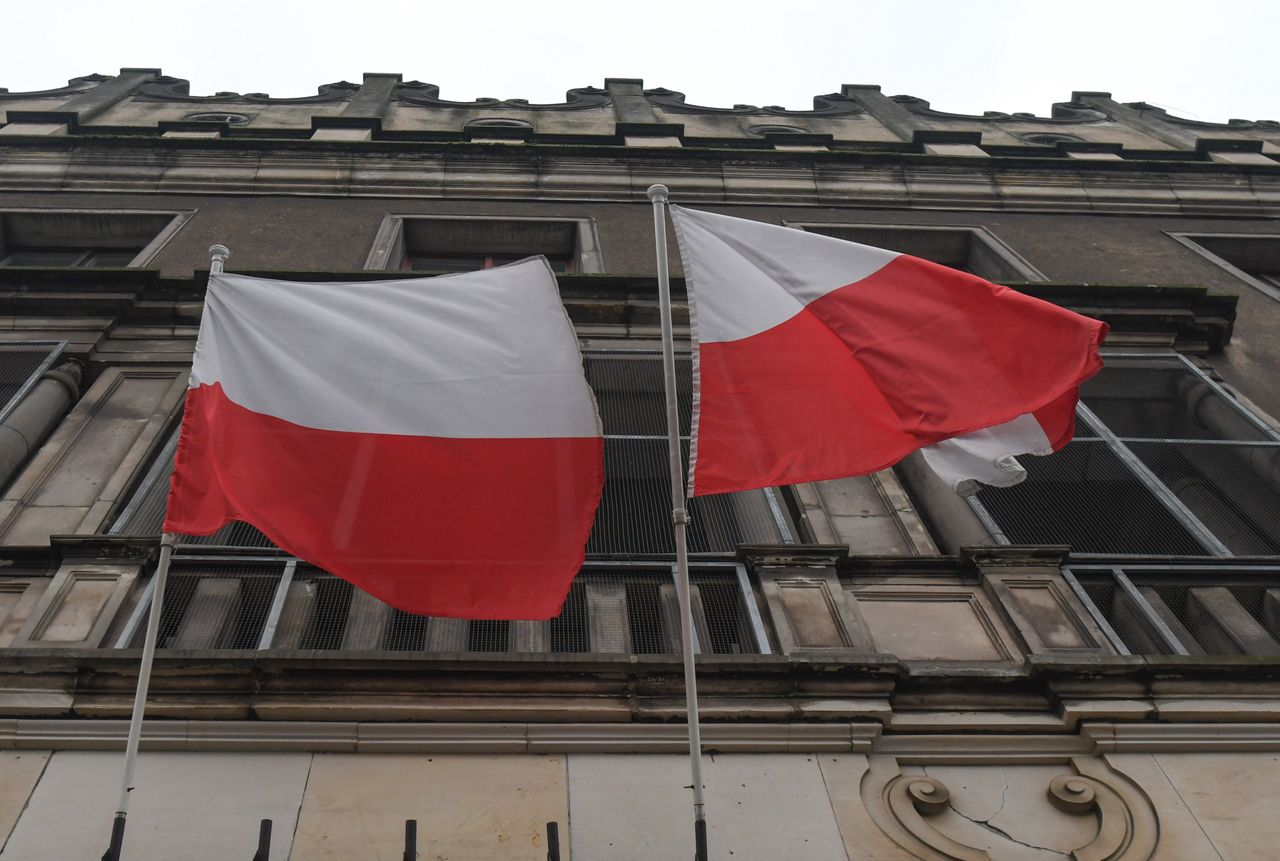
[[693, 255, 1107, 496], [164, 383, 604, 619]]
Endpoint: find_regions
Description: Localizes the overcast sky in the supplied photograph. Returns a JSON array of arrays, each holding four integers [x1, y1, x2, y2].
[[4, 1, 1275, 124]]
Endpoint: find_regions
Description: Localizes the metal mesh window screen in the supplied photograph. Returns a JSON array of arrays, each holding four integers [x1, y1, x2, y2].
[[585, 351, 791, 553], [136, 564, 762, 655], [977, 441, 1205, 555], [1081, 361, 1272, 442], [977, 356, 1280, 556], [694, 572, 756, 654], [130, 563, 281, 649], [1069, 566, 1280, 655], [0, 342, 64, 427]]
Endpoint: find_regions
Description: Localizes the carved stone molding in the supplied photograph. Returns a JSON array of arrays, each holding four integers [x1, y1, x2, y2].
[[863, 755, 1158, 860], [644, 88, 863, 117], [133, 77, 361, 104], [394, 82, 610, 111], [0, 75, 110, 100], [891, 95, 1109, 125], [1125, 101, 1280, 131]]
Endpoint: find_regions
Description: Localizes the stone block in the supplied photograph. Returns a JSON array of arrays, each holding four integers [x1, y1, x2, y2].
[[1186, 587, 1280, 655], [292, 754, 566, 859], [0, 751, 310, 860], [1155, 752, 1280, 860], [569, 753, 848, 860], [0, 751, 48, 847]]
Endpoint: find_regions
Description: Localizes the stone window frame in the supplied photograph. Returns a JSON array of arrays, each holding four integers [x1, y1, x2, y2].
[[0, 207, 194, 268], [781, 221, 1048, 282], [1165, 231, 1280, 304], [363, 213, 604, 274]]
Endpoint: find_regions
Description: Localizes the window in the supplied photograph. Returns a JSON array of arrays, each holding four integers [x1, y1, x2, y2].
[[1167, 233, 1280, 304], [364, 215, 603, 274], [584, 349, 797, 554], [0, 341, 66, 419], [971, 353, 1280, 556], [788, 222, 1044, 281], [0, 209, 192, 268]]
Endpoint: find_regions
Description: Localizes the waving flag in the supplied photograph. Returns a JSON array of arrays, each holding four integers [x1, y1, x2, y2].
[[669, 206, 1107, 497], [164, 260, 603, 619]]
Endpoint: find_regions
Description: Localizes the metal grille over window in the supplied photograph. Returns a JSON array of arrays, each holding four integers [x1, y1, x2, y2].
[[0, 341, 66, 424], [974, 354, 1280, 556], [585, 351, 795, 553], [119, 561, 770, 655], [113, 351, 796, 554], [1064, 564, 1280, 656]]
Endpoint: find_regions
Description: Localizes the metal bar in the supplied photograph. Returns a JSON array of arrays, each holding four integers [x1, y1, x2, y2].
[[1111, 567, 1192, 656], [173, 553, 296, 564], [1113, 438, 1280, 447], [106, 533, 176, 858], [648, 183, 708, 861], [0, 339, 67, 427], [965, 495, 1012, 545], [114, 574, 158, 649], [1172, 353, 1280, 442], [761, 486, 796, 544], [672, 563, 701, 655], [402, 820, 417, 861], [1061, 567, 1130, 655], [735, 563, 772, 655], [257, 560, 297, 650], [252, 819, 272, 861], [1070, 563, 1280, 573], [546, 822, 561, 861], [1076, 401, 1232, 556]]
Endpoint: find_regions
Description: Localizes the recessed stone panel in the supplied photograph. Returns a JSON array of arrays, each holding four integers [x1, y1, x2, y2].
[[854, 588, 1015, 661]]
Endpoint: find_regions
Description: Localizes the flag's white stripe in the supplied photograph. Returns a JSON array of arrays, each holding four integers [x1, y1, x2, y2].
[[191, 261, 602, 439], [921, 413, 1053, 496], [671, 205, 899, 344]]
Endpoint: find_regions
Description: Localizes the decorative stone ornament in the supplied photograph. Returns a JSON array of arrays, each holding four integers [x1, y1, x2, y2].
[[863, 756, 1159, 860]]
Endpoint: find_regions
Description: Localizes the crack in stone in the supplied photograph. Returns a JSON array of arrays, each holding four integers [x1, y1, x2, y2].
[[923, 765, 1075, 858]]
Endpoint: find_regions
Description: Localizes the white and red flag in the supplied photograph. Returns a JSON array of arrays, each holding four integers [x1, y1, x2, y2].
[[669, 206, 1107, 497], [164, 260, 604, 619]]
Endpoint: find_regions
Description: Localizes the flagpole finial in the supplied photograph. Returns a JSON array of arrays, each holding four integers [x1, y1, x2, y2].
[[647, 184, 669, 203], [208, 244, 231, 275]]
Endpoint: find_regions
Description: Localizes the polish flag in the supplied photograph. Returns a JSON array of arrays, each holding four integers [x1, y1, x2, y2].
[[669, 207, 1107, 497], [164, 260, 604, 619]]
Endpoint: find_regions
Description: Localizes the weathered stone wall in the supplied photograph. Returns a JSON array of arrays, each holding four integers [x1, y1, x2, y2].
[[0, 746, 1276, 859]]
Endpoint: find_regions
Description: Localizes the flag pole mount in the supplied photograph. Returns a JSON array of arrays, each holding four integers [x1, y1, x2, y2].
[[209, 244, 230, 274], [104, 243, 229, 861], [646, 183, 709, 861], [103, 532, 176, 861]]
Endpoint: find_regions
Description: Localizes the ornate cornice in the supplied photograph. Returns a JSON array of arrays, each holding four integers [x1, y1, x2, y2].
[[0, 74, 110, 100], [892, 94, 1109, 124], [644, 87, 863, 117], [1126, 101, 1280, 131], [393, 81, 610, 111], [132, 76, 361, 104]]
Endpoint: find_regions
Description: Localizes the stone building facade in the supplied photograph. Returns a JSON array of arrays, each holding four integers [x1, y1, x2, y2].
[[0, 69, 1278, 859]]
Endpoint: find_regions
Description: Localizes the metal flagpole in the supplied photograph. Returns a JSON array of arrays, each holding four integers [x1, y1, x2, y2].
[[646, 184, 709, 861], [103, 244, 230, 861]]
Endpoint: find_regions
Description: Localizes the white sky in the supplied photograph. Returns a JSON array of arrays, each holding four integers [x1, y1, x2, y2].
[[3, 0, 1276, 124]]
